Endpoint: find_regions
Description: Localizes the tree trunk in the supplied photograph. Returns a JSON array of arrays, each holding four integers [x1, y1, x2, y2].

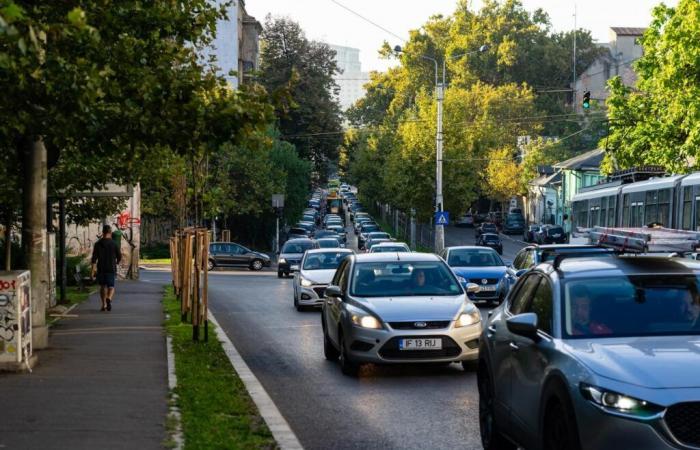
[[20, 136, 49, 349]]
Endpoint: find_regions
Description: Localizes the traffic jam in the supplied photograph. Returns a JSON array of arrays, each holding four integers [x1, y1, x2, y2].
[[270, 174, 700, 450]]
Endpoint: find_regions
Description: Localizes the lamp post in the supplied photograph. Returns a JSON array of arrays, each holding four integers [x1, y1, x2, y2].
[[394, 44, 488, 253]]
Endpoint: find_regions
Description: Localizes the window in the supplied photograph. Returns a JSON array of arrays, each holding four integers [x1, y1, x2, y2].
[[608, 196, 617, 226], [682, 187, 693, 230], [658, 189, 671, 226], [509, 274, 540, 315], [513, 251, 526, 269], [524, 250, 535, 268], [333, 260, 348, 287], [645, 190, 658, 225], [622, 194, 630, 226], [589, 206, 600, 227], [528, 278, 554, 335], [230, 244, 246, 255], [600, 197, 608, 227], [695, 196, 700, 232]]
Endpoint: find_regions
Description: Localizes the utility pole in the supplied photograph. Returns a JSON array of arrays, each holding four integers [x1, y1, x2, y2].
[[435, 78, 445, 254], [572, 4, 577, 111]]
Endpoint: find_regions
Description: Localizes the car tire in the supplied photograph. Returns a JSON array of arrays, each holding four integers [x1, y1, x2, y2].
[[461, 360, 478, 372], [541, 383, 582, 450], [207, 259, 215, 271], [338, 330, 360, 377], [277, 271, 283, 278], [250, 259, 264, 271], [323, 321, 340, 361], [478, 364, 517, 450], [285, 272, 290, 278]]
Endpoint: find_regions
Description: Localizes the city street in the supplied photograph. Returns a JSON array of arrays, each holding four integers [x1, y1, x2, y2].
[[141, 222, 526, 450]]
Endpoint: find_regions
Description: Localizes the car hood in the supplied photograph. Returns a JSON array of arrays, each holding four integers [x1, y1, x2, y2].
[[451, 266, 507, 279], [299, 269, 336, 285], [357, 295, 465, 321], [565, 336, 700, 389], [279, 253, 303, 260]]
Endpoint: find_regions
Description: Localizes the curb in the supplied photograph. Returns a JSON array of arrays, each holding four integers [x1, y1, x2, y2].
[[165, 334, 184, 450], [207, 310, 304, 450], [48, 302, 80, 328]]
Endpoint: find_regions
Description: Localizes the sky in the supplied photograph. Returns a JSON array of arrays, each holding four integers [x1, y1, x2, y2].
[[245, 0, 678, 73]]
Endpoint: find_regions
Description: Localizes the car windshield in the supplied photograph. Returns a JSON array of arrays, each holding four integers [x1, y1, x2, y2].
[[483, 235, 500, 242], [448, 249, 503, 267], [563, 275, 700, 338], [302, 251, 349, 270], [317, 239, 340, 248], [483, 224, 497, 231], [547, 227, 564, 236], [281, 241, 314, 254], [371, 245, 409, 253], [351, 261, 462, 297], [362, 225, 379, 232]]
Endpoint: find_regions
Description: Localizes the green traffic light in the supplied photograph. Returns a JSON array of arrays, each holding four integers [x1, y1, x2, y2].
[[583, 100, 590, 109]]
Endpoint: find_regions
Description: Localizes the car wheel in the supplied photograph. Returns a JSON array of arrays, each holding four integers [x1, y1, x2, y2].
[[285, 272, 290, 278], [323, 321, 340, 361], [250, 259, 264, 271], [277, 271, 283, 278], [461, 360, 478, 372], [338, 330, 360, 377], [542, 385, 582, 450], [478, 364, 517, 450], [294, 293, 304, 312], [207, 259, 215, 271]]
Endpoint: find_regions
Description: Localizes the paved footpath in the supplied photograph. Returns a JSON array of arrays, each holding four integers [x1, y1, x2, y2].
[[0, 281, 167, 450]]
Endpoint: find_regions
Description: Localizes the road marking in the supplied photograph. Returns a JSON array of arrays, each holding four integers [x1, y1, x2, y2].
[[208, 310, 304, 450]]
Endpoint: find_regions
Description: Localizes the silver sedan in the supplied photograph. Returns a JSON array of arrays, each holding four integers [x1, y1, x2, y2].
[[321, 253, 482, 376], [293, 249, 353, 311]]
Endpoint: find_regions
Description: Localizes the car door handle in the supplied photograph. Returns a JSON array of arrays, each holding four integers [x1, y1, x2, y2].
[[509, 342, 519, 351], [487, 325, 497, 334]]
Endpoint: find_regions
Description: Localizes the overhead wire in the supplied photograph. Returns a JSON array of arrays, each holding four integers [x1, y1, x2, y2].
[[328, 0, 405, 43]]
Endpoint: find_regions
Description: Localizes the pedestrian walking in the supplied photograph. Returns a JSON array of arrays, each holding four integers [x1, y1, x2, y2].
[[91, 224, 122, 311]]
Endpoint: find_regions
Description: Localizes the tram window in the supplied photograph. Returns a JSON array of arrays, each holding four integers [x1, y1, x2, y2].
[[695, 197, 700, 232], [600, 197, 608, 227], [622, 194, 630, 227], [608, 196, 616, 227], [683, 187, 692, 230], [658, 189, 670, 226]]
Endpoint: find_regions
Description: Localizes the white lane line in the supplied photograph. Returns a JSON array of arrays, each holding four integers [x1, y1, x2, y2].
[[166, 335, 184, 450], [207, 310, 304, 450]]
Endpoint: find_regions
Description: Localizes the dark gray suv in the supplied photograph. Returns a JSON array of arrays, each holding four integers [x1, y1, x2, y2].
[[478, 255, 700, 450], [208, 242, 271, 271]]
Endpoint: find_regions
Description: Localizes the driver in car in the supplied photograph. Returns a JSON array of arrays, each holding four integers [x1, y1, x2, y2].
[[571, 286, 612, 336]]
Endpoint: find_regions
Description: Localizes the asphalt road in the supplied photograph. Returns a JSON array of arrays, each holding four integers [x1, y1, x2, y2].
[[141, 218, 527, 450]]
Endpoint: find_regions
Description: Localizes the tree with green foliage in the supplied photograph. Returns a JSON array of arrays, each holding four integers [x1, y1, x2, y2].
[[601, 0, 700, 174], [259, 16, 343, 179]]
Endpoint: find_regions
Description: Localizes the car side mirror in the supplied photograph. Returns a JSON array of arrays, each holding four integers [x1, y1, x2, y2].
[[515, 269, 528, 278], [507, 313, 539, 341], [465, 283, 481, 294], [325, 285, 343, 299]]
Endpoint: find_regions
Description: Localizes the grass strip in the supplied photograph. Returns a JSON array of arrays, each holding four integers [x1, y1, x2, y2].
[[162, 286, 277, 450], [141, 258, 172, 264]]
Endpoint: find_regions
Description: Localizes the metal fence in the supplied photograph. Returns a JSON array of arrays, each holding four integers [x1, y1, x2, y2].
[[376, 203, 434, 251]]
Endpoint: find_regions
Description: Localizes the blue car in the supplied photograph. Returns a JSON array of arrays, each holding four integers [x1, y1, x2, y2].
[[441, 246, 512, 305]]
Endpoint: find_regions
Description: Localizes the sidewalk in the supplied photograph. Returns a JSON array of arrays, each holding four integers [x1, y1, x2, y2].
[[0, 281, 168, 450]]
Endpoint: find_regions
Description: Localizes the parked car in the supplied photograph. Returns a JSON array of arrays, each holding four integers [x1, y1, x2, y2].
[[523, 224, 541, 243], [321, 253, 483, 376], [478, 254, 700, 450], [476, 233, 503, 255], [286, 227, 310, 241], [456, 213, 475, 228], [502, 213, 525, 235], [536, 224, 568, 244], [277, 238, 319, 278], [208, 242, 271, 271], [369, 242, 411, 253], [293, 249, 353, 311], [508, 244, 615, 280], [363, 231, 392, 251], [317, 237, 344, 248], [477, 222, 498, 238], [442, 246, 510, 305]]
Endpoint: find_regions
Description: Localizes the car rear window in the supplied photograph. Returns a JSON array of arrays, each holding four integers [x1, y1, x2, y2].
[[547, 227, 564, 236], [362, 225, 379, 232], [288, 228, 307, 235], [563, 275, 700, 338], [448, 249, 503, 267], [371, 245, 409, 253], [282, 241, 314, 253], [317, 239, 340, 248], [351, 261, 462, 297]]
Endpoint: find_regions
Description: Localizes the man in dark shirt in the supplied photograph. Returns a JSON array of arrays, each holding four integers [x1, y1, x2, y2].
[[91, 225, 122, 311]]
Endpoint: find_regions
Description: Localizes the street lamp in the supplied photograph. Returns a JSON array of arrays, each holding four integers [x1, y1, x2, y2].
[[394, 44, 488, 253]]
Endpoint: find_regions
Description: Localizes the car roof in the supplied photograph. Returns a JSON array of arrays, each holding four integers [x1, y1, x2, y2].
[[447, 245, 491, 250], [374, 242, 409, 247], [353, 253, 441, 263], [284, 238, 314, 244], [305, 248, 352, 255], [542, 255, 700, 279]]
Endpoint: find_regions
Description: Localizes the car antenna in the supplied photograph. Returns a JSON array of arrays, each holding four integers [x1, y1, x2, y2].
[[396, 252, 401, 260]]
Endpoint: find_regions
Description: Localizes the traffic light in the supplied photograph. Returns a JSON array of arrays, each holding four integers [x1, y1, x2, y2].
[[582, 91, 591, 109]]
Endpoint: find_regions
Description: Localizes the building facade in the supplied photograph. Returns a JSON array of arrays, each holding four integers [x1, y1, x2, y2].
[[572, 27, 645, 112], [329, 45, 370, 111]]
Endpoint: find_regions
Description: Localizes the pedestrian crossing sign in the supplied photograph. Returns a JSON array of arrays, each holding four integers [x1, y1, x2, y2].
[[434, 211, 449, 226]]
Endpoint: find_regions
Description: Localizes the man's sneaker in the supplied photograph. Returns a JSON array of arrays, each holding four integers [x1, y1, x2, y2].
[[106, 299, 112, 311]]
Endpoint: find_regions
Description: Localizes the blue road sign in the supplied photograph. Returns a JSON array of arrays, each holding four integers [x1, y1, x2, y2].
[[434, 211, 449, 226]]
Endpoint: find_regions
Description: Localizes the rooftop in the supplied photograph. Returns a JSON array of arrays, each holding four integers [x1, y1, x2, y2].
[[611, 27, 647, 36], [553, 148, 605, 171]]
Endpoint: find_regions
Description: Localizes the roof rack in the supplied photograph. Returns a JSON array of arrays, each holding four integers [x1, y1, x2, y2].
[[550, 248, 615, 272], [587, 226, 700, 253]]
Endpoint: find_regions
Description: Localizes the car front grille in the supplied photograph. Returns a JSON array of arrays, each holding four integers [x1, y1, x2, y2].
[[469, 278, 498, 285], [388, 321, 451, 330], [312, 287, 326, 297], [378, 336, 461, 360], [666, 402, 700, 447]]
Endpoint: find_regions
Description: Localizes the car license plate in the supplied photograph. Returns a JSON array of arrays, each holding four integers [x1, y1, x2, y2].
[[553, 234, 561, 238], [480, 285, 497, 291], [290, 265, 299, 271], [399, 338, 442, 350]]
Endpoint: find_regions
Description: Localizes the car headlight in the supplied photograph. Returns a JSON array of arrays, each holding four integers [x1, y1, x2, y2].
[[279, 258, 287, 264], [348, 306, 382, 329], [579, 384, 664, 419], [300, 277, 313, 287], [455, 304, 481, 327]]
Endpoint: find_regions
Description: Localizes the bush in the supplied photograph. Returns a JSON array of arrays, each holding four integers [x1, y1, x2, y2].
[[141, 243, 170, 259], [66, 255, 91, 286]]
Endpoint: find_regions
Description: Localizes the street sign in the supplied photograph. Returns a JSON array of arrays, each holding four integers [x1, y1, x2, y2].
[[434, 211, 449, 226], [272, 194, 284, 208]]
